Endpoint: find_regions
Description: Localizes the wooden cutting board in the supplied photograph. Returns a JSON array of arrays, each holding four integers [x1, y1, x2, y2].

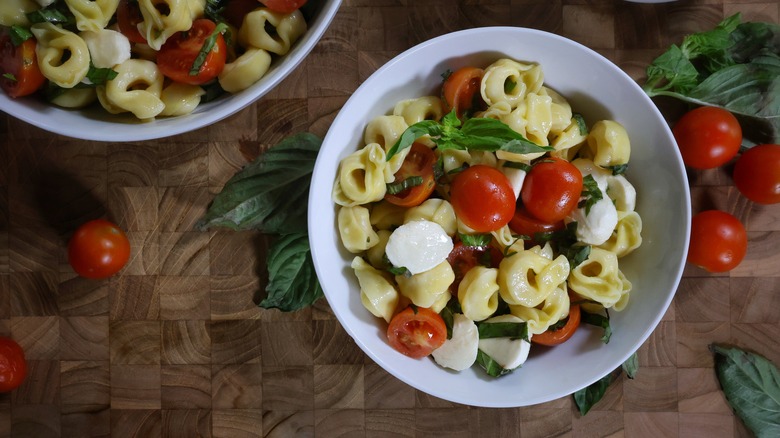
[[1, 1, 779, 436]]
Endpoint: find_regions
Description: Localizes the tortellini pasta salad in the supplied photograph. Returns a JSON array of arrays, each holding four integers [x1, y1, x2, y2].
[[0, 0, 311, 120], [333, 57, 643, 378]]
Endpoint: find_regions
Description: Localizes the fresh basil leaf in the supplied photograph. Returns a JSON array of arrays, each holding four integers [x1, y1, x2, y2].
[[607, 164, 628, 176], [196, 132, 321, 234], [260, 233, 323, 311], [2, 73, 15, 82], [9, 25, 33, 46], [191, 22, 229, 76], [386, 120, 442, 160], [622, 352, 639, 379], [504, 78, 517, 93], [26, 7, 72, 26], [712, 345, 780, 438], [578, 174, 603, 215], [439, 305, 456, 340], [86, 64, 118, 85], [459, 118, 552, 154], [574, 368, 621, 416], [562, 243, 590, 270], [476, 349, 513, 377], [477, 321, 528, 341], [204, 0, 227, 22], [502, 161, 532, 172], [581, 309, 612, 344], [458, 233, 492, 248], [386, 175, 423, 195], [573, 113, 588, 136], [387, 265, 411, 277]]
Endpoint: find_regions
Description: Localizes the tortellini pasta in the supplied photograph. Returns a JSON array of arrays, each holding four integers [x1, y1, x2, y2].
[[481, 59, 544, 108], [568, 247, 632, 309], [498, 247, 570, 308], [586, 120, 631, 167], [393, 96, 444, 125], [31, 23, 90, 88], [352, 257, 399, 323], [597, 211, 643, 258], [159, 83, 205, 117], [218, 48, 272, 93], [65, 0, 119, 32], [404, 199, 457, 236], [333, 144, 390, 207], [137, 0, 194, 50], [458, 266, 499, 321], [338, 206, 379, 254], [97, 59, 165, 120], [0, 0, 39, 26], [395, 261, 454, 309], [509, 283, 570, 335], [239, 9, 307, 56], [364, 115, 410, 175]]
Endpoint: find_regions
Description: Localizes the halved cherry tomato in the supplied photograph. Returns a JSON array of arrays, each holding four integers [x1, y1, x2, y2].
[[733, 144, 780, 205], [0, 337, 26, 392], [117, 0, 147, 44], [0, 30, 46, 98], [450, 165, 515, 232], [508, 205, 565, 242], [384, 143, 437, 207], [521, 157, 583, 223], [447, 241, 503, 293], [688, 210, 747, 273], [442, 66, 485, 118], [532, 302, 580, 346], [673, 106, 742, 170], [68, 219, 131, 279], [259, 0, 308, 14], [157, 19, 227, 85], [387, 306, 447, 358]]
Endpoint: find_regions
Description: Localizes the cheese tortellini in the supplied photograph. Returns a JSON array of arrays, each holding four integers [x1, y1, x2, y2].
[[31, 23, 90, 88], [333, 144, 390, 207]]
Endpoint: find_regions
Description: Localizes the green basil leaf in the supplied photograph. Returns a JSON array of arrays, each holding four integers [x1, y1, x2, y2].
[[27, 7, 72, 26], [387, 265, 411, 277], [477, 321, 528, 342], [572, 113, 588, 136], [196, 132, 321, 234], [260, 233, 323, 311], [712, 345, 780, 438], [386, 120, 442, 160], [607, 164, 628, 176], [476, 349, 513, 377], [504, 78, 517, 93], [459, 118, 552, 154], [581, 310, 612, 344], [578, 174, 603, 215], [439, 305, 456, 340], [85, 64, 118, 86], [502, 161, 532, 172], [386, 175, 423, 195], [9, 25, 33, 46], [458, 233, 492, 248], [191, 22, 229, 76], [574, 368, 621, 415], [2, 73, 15, 82], [622, 352, 639, 379], [562, 243, 590, 271]]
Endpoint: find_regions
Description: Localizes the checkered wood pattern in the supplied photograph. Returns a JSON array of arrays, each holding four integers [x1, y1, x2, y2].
[[1, 1, 779, 436]]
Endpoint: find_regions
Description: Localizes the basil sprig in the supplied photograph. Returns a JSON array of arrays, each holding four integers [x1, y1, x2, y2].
[[386, 175, 423, 195], [578, 174, 603, 215], [9, 25, 33, 46], [190, 22, 229, 76], [477, 321, 529, 342], [386, 110, 552, 160]]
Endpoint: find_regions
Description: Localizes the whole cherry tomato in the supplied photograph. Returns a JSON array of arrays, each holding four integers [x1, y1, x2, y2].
[[157, 19, 227, 85], [0, 29, 46, 98], [442, 66, 485, 119], [672, 106, 742, 170], [387, 306, 447, 359], [688, 210, 747, 273], [0, 337, 27, 392], [450, 165, 516, 232], [384, 143, 437, 207], [521, 157, 583, 223], [732, 144, 780, 205], [68, 219, 131, 279]]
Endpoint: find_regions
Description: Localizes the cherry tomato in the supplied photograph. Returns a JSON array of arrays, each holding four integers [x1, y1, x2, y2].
[[532, 302, 580, 347], [157, 19, 227, 85], [0, 30, 46, 98], [733, 144, 780, 205], [672, 106, 742, 170], [116, 0, 147, 44], [259, 0, 308, 14], [0, 337, 27, 392], [384, 143, 437, 207], [521, 157, 583, 223], [688, 210, 747, 273], [68, 219, 131, 279], [447, 241, 503, 293], [450, 165, 516, 233], [442, 66, 485, 118], [387, 306, 447, 359], [223, 0, 261, 28], [508, 205, 565, 242]]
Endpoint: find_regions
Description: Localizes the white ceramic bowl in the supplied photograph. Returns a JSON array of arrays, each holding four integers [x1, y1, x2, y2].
[[0, 1, 341, 142], [309, 27, 690, 407]]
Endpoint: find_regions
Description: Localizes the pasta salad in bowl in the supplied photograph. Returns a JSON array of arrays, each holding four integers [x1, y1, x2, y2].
[[0, 0, 341, 141], [309, 27, 690, 407]]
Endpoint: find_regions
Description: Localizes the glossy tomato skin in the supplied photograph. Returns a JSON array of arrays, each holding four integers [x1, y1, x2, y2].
[[532, 302, 580, 347], [68, 219, 131, 279], [387, 306, 447, 359], [0, 30, 46, 98], [688, 210, 747, 273], [117, 0, 147, 44], [733, 144, 780, 205], [0, 337, 27, 392], [508, 205, 565, 243], [673, 106, 742, 170], [442, 66, 485, 119], [259, 0, 308, 14], [384, 143, 437, 207], [157, 19, 227, 85], [521, 157, 583, 223], [447, 241, 503, 293], [450, 165, 516, 232]]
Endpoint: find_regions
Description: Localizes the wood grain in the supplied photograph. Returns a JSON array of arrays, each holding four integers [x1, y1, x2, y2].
[[1, 1, 779, 436]]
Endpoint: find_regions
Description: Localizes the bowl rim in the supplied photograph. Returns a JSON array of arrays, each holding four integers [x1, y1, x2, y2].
[[309, 25, 691, 407], [0, 0, 342, 142]]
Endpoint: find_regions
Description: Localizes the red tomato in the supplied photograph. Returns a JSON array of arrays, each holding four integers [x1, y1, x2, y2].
[[532, 302, 580, 346], [447, 241, 503, 293], [442, 66, 485, 118], [116, 0, 147, 44], [672, 106, 742, 170], [259, 0, 307, 14], [157, 19, 227, 85], [387, 306, 447, 359], [521, 158, 583, 223], [733, 144, 780, 205], [508, 205, 565, 241], [0, 337, 27, 392], [68, 219, 131, 279], [688, 210, 747, 273], [450, 165, 515, 232], [224, 0, 261, 28], [0, 30, 46, 98], [384, 143, 437, 207]]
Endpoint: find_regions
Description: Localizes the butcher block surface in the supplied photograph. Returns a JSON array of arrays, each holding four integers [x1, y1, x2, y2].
[[1, 0, 779, 436]]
